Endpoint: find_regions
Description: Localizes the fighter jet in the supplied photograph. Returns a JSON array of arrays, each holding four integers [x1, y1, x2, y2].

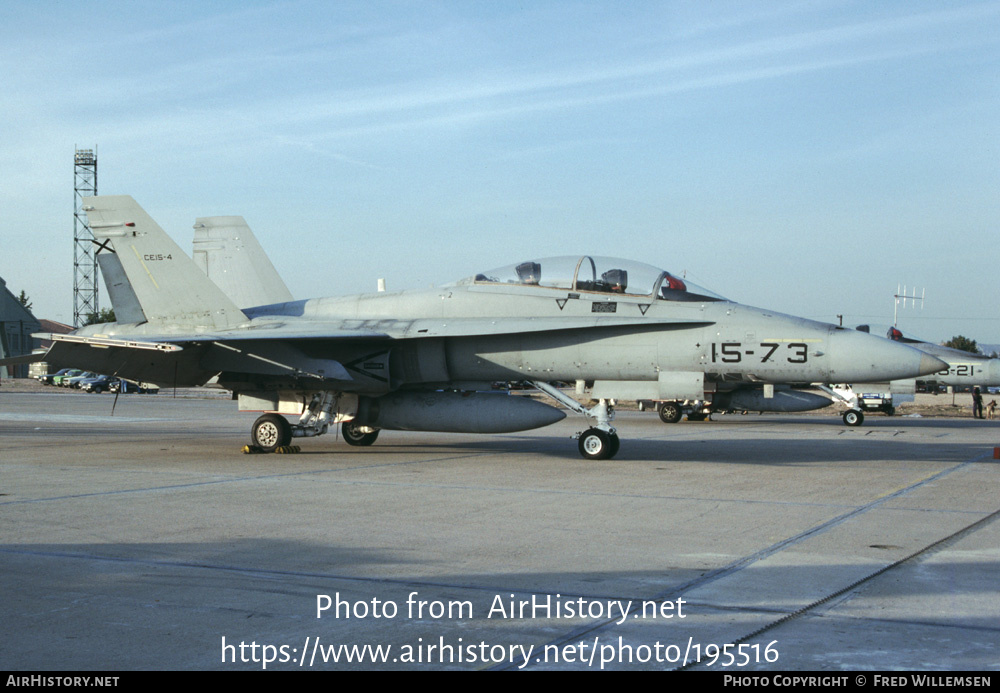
[[882, 326, 1000, 388], [5, 196, 948, 459], [816, 326, 1000, 424]]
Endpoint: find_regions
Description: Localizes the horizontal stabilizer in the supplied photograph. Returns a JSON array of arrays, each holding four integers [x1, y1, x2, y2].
[[0, 351, 46, 368], [42, 333, 183, 353], [32, 332, 351, 386], [31, 338, 213, 388]]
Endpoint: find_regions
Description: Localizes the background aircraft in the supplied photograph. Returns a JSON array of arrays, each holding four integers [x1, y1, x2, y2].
[[880, 326, 1000, 389], [4, 196, 947, 459], [814, 326, 1000, 424]]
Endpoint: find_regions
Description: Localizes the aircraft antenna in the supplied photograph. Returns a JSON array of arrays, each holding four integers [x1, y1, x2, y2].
[[893, 284, 924, 327], [73, 146, 99, 327]]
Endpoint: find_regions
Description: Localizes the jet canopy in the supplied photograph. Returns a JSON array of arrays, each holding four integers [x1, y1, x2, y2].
[[857, 324, 927, 346], [462, 256, 725, 301]]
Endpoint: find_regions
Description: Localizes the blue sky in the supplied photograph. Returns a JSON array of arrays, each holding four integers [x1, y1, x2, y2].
[[3, 1, 998, 344]]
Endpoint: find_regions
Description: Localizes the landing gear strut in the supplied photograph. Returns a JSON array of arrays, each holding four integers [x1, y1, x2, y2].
[[245, 392, 380, 453], [816, 385, 869, 428], [532, 381, 620, 460]]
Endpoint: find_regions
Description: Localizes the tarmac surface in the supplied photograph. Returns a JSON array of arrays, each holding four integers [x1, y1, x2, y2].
[[1, 387, 998, 671]]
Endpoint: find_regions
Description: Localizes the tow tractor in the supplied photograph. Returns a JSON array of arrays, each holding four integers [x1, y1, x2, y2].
[[821, 384, 908, 426]]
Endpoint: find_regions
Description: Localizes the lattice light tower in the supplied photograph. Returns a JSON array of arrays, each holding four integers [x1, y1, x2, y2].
[[73, 147, 98, 327]]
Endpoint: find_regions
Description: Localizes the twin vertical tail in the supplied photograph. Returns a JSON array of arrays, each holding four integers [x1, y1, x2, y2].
[[84, 196, 248, 329], [191, 216, 294, 309]]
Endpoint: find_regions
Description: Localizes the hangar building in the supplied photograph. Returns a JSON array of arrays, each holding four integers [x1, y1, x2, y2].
[[0, 276, 42, 378]]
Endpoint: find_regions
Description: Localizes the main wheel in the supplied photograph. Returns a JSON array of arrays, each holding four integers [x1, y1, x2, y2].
[[579, 428, 615, 460], [658, 402, 683, 424], [252, 414, 292, 452], [342, 421, 380, 446], [843, 409, 864, 427]]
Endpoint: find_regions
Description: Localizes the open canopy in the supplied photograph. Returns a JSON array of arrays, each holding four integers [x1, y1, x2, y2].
[[460, 256, 725, 302]]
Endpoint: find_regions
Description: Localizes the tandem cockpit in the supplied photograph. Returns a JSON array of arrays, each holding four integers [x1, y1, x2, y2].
[[461, 255, 725, 302]]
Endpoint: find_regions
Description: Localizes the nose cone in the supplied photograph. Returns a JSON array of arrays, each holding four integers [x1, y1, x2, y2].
[[827, 329, 948, 382]]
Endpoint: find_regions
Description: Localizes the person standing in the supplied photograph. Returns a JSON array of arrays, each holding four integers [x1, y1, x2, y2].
[[973, 386, 984, 419]]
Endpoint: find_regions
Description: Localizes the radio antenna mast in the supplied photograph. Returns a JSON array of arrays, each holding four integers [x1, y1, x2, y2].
[[893, 284, 924, 327]]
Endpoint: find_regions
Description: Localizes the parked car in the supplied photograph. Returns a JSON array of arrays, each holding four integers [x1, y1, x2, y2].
[[38, 368, 75, 385], [79, 374, 118, 394], [64, 372, 98, 388], [51, 369, 85, 386], [108, 379, 160, 394]]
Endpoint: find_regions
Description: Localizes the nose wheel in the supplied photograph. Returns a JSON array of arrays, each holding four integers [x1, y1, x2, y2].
[[578, 428, 620, 460]]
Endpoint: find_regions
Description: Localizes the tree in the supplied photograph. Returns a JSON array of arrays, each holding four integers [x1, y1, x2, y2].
[[17, 290, 32, 312], [943, 335, 978, 354], [82, 308, 116, 326]]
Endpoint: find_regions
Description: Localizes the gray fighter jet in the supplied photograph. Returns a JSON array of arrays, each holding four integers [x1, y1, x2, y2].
[[816, 326, 1000, 425], [883, 326, 1000, 387], [6, 196, 948, 459]]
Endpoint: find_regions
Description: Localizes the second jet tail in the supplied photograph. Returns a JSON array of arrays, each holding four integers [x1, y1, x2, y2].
[[191, 216, 294, 309]]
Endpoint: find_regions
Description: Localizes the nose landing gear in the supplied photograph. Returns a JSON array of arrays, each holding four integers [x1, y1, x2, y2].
[[531, 381, 620, 459]]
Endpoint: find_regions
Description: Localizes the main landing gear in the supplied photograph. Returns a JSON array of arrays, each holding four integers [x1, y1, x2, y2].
[[251, 413, 293, 453], [249, 392, 382, 453], [342, 421, 380, 446], [532, 381, 620, 460], [658, 401, 683, 424]]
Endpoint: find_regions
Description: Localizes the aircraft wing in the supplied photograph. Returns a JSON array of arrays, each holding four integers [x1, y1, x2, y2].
[[16, 315, 713, 389]]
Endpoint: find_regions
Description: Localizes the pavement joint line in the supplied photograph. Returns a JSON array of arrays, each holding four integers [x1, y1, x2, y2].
[[4, 462, 987, 515], [804, 612, 1000, 635], [676, 501, 1000, 670], [0, 545, 648, 604], [0, 451, 497, 506], [496, 449, 994, 671]]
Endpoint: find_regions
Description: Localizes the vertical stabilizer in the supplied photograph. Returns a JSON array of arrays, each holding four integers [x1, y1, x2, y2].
[[191, 216, 294, 308], [83, 196, 247, 329]]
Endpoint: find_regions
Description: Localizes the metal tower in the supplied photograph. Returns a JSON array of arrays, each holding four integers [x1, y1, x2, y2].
[[73, 147, 98, 327]]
